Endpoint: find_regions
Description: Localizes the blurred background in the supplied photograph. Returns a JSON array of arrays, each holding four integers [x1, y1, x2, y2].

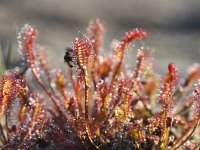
[[0, 0, 200, 75]]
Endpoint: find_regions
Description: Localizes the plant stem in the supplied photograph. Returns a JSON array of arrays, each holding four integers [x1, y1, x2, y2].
[[31, 66, 62, 114], [0, 124, 6, 144], [5, 110, 9, 140], [171, 119, 200, 150], [84, 71, 89, 119]]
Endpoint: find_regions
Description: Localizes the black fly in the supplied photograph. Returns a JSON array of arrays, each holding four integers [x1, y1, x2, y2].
[[64, 47, 75, 68]]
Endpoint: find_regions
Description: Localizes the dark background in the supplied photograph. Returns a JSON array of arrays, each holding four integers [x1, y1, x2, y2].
[[0, 0, 200, 74]]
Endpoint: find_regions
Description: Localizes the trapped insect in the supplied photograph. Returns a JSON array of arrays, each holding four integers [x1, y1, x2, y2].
[[64, 47, 76, 68]]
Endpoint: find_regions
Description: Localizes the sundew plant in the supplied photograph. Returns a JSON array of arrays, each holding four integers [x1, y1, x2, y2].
[[0, 20, 200, 150]]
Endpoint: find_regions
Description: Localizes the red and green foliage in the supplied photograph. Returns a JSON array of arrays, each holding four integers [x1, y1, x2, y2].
[[0, 20, 199, 150]]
